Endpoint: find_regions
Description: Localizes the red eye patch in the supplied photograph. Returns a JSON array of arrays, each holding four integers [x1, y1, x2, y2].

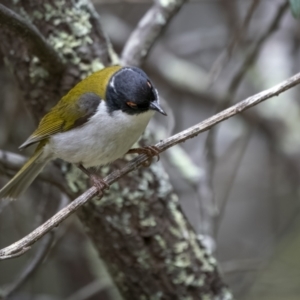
[[126, 101, 137, 108]]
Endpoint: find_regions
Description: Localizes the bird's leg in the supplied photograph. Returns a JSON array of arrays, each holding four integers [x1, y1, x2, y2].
[[127, 146, 160, 167], [77, 164, 109, 192]]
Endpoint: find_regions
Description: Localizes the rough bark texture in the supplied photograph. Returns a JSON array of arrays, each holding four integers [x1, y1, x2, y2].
[[0, 1, 231, 299], [79, 160, 228, 299]]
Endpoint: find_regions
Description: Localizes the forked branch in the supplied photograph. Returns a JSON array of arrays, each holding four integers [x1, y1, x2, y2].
[[121, 0, 187, 66]]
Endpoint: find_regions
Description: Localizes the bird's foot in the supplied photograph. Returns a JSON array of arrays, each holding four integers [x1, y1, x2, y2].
[[77, 164, 109, 194], [127, 146, 160, 167], [89, 174, 109, 193]]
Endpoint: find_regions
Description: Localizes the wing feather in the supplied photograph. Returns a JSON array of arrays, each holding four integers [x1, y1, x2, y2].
[[19, 65, 121, 150], [19, 93, 101, 149]]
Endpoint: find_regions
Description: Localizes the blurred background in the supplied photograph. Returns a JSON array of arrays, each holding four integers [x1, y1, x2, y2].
[[1, 0, 300, 299]]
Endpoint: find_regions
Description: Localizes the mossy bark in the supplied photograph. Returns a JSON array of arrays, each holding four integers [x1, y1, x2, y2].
[[0, 1, 231, 299]]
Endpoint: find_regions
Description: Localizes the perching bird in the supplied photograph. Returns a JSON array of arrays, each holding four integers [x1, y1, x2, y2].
[[0, 65, 166, 200]]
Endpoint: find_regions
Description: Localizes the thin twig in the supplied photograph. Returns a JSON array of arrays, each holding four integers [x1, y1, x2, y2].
[[228, 0, 289, 98], [0, 4, 65, 75], [222, 259, 263, 274], [1, 71, 300, 260], [66, 279, 111, 300], [121, 0, 187, 66], [215, 129, 253, 237], [104, 13, 213, 98], [2, 233, 54, 297], [0, 195, 68, 298], [208, 0, 261, 86], [196, 128, 218, 238]]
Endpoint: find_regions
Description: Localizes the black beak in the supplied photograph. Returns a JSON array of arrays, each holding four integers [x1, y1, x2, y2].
[[150, 100, 167, 116]]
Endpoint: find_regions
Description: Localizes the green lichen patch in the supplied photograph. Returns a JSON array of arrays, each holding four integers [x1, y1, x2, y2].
[[172, 269, 188, 285], [168, 197, 189, 239], [136, 249, 151, 269], [32, 10, 44, 20], [35, 0, 104, 77], [104, 213, 132, 235], [140, 216, 157, 227], [150, 292, 163, 300], [154, 234, 167, 250], [174, 241, 189, 253], [149, 162, 173, 198], [184, 274, 195, 286], [29, 56, 49, 83], [128, 190, 145, 204], [169, 226, 182, 238], [189, 232, 214, 272], [173, 252, 191, 268], [191, 275, 205, 287], [65, 164, 88, 193]]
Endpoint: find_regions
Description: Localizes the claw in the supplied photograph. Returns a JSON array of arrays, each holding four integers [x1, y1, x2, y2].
[[127, 146, 160, 166], [90, 174, 109, 193], [77, 164, 109, 194]]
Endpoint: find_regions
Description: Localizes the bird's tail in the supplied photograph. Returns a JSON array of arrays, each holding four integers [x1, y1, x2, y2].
[[0, 147, 48, 200]]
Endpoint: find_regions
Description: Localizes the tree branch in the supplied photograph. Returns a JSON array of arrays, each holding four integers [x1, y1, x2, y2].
[[0, 194, 69, 297], [0, 4, 65, 75], [1, 233, 54, 297], [65, 279, 111, 300], [208, 0, 261, 85], [227, 0, 289, 97], [1, 71, 300, 259], [121, 0, 187, 66]]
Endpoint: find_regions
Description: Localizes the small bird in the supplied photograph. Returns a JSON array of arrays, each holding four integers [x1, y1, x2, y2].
[[0, 65, 166, 199]]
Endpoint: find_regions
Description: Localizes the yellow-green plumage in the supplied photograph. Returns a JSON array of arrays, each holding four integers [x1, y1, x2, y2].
[[20, 65, 121, 149]]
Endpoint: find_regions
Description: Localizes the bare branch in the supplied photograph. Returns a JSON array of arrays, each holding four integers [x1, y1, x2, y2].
[[1, 71, 300, 260], [65, 279, 111, 300], [196, 130, 218, 239], [228, 0, 289, 97], [215, 129, 253, 236], [0, 195, 69, 298], [0, 150, 27, 172], [0, 4, 65, 74], [1, 233, 54, 297], [208, 0, 261, 85], [121, 0, 187, 66]]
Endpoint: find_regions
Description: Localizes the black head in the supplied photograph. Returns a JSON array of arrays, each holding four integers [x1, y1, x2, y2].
[[105, 67, 166, 116]]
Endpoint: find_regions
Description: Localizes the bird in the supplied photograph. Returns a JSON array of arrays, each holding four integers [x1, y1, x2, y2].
[[0, 65, 166, 200]]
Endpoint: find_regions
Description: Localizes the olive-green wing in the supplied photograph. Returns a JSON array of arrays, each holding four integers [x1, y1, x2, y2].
[[19, 93, 101, 149]]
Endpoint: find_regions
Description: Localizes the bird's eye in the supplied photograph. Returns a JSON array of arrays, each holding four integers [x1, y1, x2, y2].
[[147, 81, 152, 88], [126, 101, 137, 108]]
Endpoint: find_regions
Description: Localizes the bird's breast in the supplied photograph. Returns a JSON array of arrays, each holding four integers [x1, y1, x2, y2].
[[48, 102, 154, 167]]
